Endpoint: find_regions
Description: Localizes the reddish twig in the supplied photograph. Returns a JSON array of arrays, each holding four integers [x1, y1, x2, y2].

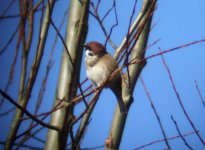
[[104, 0, 118, 48], [15, 100, 64, 140], [134, 130, 198, 150], [160, 48, 205, 145], [90, 1, 117, 49], [171, 115, 194, 150], [70, 89, 102, 127], [0, 89, 59, 131], [21, 100, 64, 121], [145, 38, 161, 50], [101, 0, 114, 23], [129, 38, 205, 65], [0, 24, 21, 107], [74, 83, 93, 99], [195, 80, 205, 110], [116, 0, 156, 63], [140, 76, 171, 150]]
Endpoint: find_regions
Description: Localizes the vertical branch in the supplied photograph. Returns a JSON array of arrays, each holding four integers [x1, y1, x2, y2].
[[17, 7, 68, 146], [5, 0, 55, 149], [45, 0, 89, 149], [106, 1, 156, 149], [18, 0, 29, 106]]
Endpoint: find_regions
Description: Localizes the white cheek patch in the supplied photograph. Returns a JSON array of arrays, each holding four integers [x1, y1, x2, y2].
[[85, 50, 89, 57]]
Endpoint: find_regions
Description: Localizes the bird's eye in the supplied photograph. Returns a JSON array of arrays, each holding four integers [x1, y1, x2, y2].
[[89, 53, 93, 56], [85, 49, 94, 57], [88, 51, 94, 56]]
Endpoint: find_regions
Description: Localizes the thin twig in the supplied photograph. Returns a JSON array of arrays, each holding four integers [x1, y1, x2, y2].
[[123, 0, 138, 87], [15, 100, 64, 140], [0, 0, 16, 17], [104, 0, 118, 48], [0, 89, 59, 131], [129, 38, 205, 65], [140, 77, 171, 149], [114, 0, 156, 59], [90, 1, 117, 49], [0, 22, 20, 55], [195, 80, 205, 110], [0, 107, 15, 117], [160, 48, 205, 145], [0, 23, 21, 107], [134, 130, 198, 150], [0, 140, 43, 150], [171, 115, 194, 150]]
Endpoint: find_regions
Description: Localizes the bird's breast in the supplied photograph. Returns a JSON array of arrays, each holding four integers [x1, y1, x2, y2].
[[86, 60, 111, 86]]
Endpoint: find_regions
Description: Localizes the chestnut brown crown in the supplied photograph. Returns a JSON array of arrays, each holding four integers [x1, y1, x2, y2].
[[84, 41, 107, 55]]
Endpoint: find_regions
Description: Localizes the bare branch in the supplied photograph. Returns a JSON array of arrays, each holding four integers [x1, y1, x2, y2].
[[90, 1, 117, 49], [0, 23, 20, 55], [160, 48, 205, 145], [0, 107, 15, 117], [0, 140, 43, 150], [15, 100, 64, 140], [195, 80, 205, 110], [140, 77, 171, 149], [171, 115, 194, 150], [134, 131, 198, 150], [0, 89, 59, 131], [129, 38, 205, 65]]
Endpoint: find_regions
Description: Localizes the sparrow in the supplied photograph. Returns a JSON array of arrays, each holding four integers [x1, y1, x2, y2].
[[84, 41, 127, 113]]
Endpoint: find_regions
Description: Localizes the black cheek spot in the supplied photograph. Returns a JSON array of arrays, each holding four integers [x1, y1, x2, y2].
[[89, 52, 94, 56]]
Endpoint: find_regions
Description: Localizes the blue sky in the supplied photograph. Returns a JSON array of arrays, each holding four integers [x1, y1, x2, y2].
[[0, 0, 205, 149]]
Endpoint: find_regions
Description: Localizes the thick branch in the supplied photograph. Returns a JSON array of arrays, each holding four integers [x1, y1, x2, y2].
[[106, 0, 156, 149], [45, 0, 89, 149]]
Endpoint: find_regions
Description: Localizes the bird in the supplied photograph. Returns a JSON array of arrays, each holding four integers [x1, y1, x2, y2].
[[84, 41, 127, 113]]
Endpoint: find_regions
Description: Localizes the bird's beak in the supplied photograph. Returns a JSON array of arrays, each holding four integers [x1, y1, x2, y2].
[[82, 44, 87, 48]]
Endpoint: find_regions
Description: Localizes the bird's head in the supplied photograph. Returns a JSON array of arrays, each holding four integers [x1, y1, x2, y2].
[[83, 41, 107, 59]]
